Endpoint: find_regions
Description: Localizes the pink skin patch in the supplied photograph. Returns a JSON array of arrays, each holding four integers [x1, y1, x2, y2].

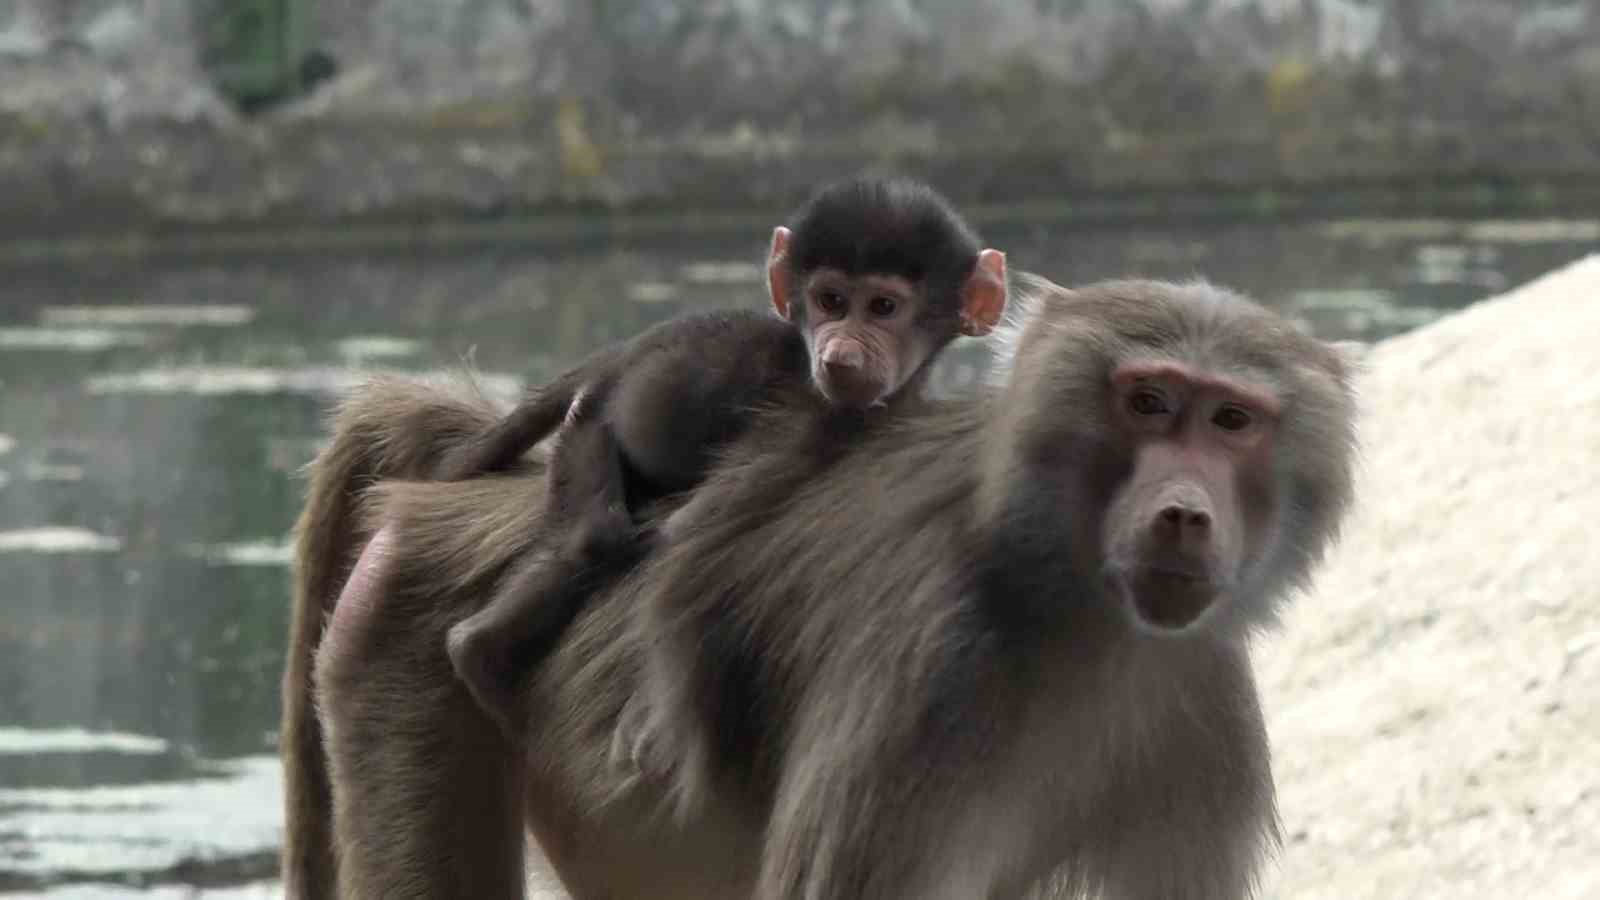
[[1112, 361, 1282, 419], [323, 523, 396, 656]]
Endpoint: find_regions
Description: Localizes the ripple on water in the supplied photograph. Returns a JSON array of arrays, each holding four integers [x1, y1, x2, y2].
[[180, 540, 293, 568], [83, 365, 523, 399], [0, 727, 167, 756], [0, 751, 281, 882], [627, 281, 680, 304], [0, 527, 121, 554], [39, 305, 257, 327], [34, 884, 282, 898], [1289, 288, 1448, 337], [335, 336, 422, 360], [1316, 217, 1600, 245], [1410, 243, 1508, 290], [680, 261, 763, 284], [1289, 288, 1397, 309], [0, 328, 152, 351], [1463, 219, 1600, 243], [24, 463, 86, 483]]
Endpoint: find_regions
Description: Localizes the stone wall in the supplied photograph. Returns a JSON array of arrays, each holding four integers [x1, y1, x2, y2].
[[2, 1, 1598, 238]]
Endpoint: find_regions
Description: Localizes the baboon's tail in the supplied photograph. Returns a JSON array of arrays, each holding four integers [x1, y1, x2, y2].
[[436, 364, 592, 479], [279, 376, 503, 899]]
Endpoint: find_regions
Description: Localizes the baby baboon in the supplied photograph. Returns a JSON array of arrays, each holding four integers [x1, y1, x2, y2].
[[441, 175, 1008, 731]]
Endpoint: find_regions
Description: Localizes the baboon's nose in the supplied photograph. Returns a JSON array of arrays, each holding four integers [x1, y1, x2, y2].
[[822, 341, 865, 370], [1151, 497, 1214, 556], [1158, 505, 1211, 532]]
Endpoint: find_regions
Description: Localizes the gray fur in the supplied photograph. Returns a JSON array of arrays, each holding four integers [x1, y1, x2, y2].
[[282, 278, 1357, 899]]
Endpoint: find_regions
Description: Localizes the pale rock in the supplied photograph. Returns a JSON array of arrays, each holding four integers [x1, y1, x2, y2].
[[1261, 254, 1600, 899]]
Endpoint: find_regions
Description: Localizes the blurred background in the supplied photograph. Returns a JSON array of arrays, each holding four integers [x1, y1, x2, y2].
[[0, 1, 1597, 896]]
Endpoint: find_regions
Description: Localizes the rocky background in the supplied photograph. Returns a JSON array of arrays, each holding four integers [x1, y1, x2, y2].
[[1259, 252, 1600, 899], [2, 0, 1600, 245]]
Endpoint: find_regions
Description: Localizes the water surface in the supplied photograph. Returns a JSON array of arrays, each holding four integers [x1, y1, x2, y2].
[[0, 216, 1593, 894]]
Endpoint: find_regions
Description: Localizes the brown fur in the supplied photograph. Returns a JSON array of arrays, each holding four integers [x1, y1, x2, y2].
[[284, 277, 1357, 899], [278, 376, 518, 899]]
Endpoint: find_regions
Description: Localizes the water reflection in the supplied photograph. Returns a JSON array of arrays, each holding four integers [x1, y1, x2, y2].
[[0, 726, 278, 895], [0, 216, 1592, 894]]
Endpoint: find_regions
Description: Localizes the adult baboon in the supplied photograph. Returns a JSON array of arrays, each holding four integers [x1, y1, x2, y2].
[[285, 277, 1357, 899]]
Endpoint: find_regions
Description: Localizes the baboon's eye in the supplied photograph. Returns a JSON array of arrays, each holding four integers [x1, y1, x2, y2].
[[868, 296, 898, 317], [1128, 388, 1170, 416], [1212, 405, 1253, 432], [817, 291, 846, 314]]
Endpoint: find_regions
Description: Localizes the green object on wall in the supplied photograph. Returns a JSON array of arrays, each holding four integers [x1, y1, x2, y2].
[[196, 0, 332, 111]]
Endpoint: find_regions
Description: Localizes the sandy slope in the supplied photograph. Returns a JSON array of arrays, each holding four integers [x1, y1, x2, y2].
[[1260, 254, 1600, 898]]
